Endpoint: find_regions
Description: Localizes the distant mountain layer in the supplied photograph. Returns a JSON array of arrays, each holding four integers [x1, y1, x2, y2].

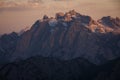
[[0, 10, 120, 64]]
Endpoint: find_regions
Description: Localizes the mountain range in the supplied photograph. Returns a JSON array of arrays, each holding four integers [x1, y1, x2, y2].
[[0, 10, 120, 80]]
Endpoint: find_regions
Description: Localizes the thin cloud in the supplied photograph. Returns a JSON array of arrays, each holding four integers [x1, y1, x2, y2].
[[54, 0, 73, 1], [28, 0, 43, 4], [0, 0, 43, 8], [0, 0, 44, 12]]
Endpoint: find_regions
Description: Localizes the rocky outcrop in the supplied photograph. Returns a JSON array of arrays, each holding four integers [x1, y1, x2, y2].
[[56, 12, 65, 20], [98, 16, 120, 29], [43, 15, 49, 20]]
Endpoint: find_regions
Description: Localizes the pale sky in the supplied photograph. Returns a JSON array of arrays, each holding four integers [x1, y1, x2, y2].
[[0, 0, 120, 34]]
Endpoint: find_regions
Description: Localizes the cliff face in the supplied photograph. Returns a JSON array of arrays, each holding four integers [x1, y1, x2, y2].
[[9, 10, 120, 64]]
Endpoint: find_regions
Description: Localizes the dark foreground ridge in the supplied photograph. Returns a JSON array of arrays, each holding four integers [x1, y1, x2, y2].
[[0, 56, 120, 80]]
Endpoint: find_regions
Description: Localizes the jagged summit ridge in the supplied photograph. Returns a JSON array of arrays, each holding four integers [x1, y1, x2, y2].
[[35, 10, 119, 34]]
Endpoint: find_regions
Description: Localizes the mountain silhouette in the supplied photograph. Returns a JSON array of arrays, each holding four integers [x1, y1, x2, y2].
[[0, 10, 120, 80], [6, 10, 120, 64]]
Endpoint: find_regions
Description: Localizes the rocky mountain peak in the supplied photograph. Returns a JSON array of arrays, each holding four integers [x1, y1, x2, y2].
[[116, 17, 120, 22], [43, 15, 49, 20], [0, 10, 120, 65], [56, 12, 65, 20], [98, 16, 120, 29]]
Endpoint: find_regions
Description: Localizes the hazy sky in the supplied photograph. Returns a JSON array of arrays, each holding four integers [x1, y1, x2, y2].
[[0, 0, 120, 34]]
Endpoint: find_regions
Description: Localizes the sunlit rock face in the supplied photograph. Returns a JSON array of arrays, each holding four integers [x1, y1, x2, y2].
[[0, 10, 120, 64]]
